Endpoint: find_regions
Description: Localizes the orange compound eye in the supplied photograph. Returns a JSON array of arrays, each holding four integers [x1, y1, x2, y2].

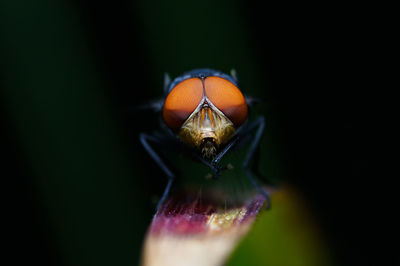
[[163, 78, 204, 131], [204, 76, 248, 126]]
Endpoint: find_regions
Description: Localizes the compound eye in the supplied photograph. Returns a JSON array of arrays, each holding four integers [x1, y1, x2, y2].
[[204, 76, 248, 126], [163, 78, 204, 131]]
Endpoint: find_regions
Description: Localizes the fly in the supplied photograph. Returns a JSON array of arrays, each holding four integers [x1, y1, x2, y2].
[[139, 68, 270, 210]]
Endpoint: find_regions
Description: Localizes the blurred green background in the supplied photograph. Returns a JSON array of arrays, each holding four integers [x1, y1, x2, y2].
[[1, 0, 378, 266]]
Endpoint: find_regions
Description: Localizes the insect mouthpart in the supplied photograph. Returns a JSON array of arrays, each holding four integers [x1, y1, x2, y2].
[[200, 137, 217, 159]]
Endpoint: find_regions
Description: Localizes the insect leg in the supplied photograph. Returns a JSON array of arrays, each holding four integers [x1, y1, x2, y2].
[[163, 73, 171, 96], [206, 137, 240, 177], [212, 115, 268, 168], [188, 137, 240, 178], [212, 137, 240, 166], [241, 116, 271, 209], [139, 133, 175, 210]]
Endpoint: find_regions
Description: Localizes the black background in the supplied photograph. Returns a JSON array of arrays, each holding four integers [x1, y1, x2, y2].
[[2, 1, 386, 266]]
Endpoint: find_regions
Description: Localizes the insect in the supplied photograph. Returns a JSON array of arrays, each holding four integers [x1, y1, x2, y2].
[[140, 68, 270, 209]]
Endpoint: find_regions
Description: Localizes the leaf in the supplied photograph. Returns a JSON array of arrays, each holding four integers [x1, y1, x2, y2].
[[226, 186, 334, 266]]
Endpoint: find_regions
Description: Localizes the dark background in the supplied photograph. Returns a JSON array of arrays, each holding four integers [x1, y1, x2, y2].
[[1, 1, 384, 265]]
